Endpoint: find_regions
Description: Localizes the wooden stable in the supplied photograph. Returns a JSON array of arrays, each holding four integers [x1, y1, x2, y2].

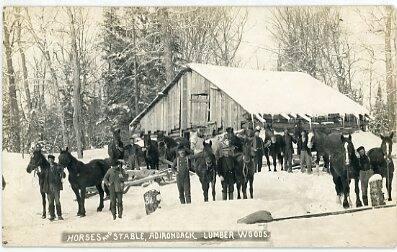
[[130, 64, 369, 136]]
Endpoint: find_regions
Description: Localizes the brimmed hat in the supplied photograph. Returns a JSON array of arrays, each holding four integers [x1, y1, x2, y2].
[[357, 146, 365, 152], [48, 155, 55, 160]]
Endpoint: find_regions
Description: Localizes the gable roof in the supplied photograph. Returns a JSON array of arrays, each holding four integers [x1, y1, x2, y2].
[[189, 63, 369, 117], [130, 63, 369, 128]]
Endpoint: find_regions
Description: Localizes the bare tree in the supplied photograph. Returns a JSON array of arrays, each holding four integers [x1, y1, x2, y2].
[[3, 8, 21, 152], [67, 7, 84, 158]]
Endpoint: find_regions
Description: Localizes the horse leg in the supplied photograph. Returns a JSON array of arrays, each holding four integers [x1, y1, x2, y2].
[[354, 177, 363, 207], [80, 187, 86, 217], [41, 192, 46, 218], [96, 184, 105, 212], [331, 168, 342, 204], [323, 154, 330, 173], [201, 179, 209, 202], [211, 177, 216, 201], [342, 176, 350, 209], [249, 178, 254, 199], [386, 171, 393, 201], [272, 154, 277, 172], [242, 182, 248, 199], [71, 185, 82, 216], [279, 153, 284, 171], [236, 183, 241, 199]]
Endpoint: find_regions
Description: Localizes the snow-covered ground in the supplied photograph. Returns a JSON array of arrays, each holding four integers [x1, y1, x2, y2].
[[2, 131, 396, 247]]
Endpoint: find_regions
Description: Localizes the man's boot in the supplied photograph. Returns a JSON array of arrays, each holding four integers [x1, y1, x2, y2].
[[49, 204, 55, 221], [117, 204, 123, 219], [56, 204, 63, 220], [179, 197, 186, 204], [222, 192, 227, 200]]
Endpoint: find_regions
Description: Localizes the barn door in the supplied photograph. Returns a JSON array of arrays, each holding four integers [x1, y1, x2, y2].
[[190, 93, 209, 127]]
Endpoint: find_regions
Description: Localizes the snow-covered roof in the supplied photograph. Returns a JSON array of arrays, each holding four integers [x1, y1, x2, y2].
[[130, 63, 369, 128], [188, 63, 369, 117]]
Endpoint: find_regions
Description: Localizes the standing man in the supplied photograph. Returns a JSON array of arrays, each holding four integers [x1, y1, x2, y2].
[[294, 121, 303, 155], [357, 146, 373, 206], [46, 155, 66, 221], [104, 161, 128, 220], [218, 150, 236, 200], [252, 129, 264, 172], [283, 129, 296, 173], [298, 131, 312, 173], [172, 146, 192, 204]]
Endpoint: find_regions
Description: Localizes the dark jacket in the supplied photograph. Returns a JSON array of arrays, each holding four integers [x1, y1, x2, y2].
[[45, 163, 66, 192], [298, 136, 311, 152], [358, 155, 371, 171], [253, 135, 264, 155], [104, 166, 128, 193], [217, 156, 236, 184], [284, 134, 296, 154]]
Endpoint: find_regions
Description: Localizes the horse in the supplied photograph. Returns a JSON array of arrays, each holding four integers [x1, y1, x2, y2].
[[108, 128, 124, 163], [143, 134, 160, 170], [26, 149, 49, 219], [308, 128, 331, 173], [311, 132, 361, 208], [58, 147, 110, 217], [235, 139, 255, 199], [264, 131, 285, 172], [367, 132, 394, 201], [193, 140, 217, 202]]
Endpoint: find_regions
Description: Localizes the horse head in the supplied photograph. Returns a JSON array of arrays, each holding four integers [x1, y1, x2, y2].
[[307, 130, 315, 149], [58, 147, 75, 170], [26, 149, 48, 173], [341, 134, 356, 166], [112, 128, 122, 142], [242, 138, 254, 162], [380, 132, 394, 159]]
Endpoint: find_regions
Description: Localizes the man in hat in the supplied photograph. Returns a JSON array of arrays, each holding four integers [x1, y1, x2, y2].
[[104, 161, 128, 219], [172, 146, 192, 204], [357, 146, 373, 206], [224, 127, 242, 152], [252, 129, 264, 172], [46, 154, 66, 221], [283, 128, 297, 173]]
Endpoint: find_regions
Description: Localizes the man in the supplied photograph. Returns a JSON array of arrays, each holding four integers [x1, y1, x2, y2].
[[252, 129, 264, 172], [224, 127, 242, 153], [357, 146, 373, 206], [172, 146, 192, 204], [104, 161, 128, 219], [218, 150, 236, 200], [298, 131, 312, 173], [283, 129, 297, 173], [46, 155, 66, 221]]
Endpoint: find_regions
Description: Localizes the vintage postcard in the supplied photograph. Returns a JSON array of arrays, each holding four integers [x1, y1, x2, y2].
[[1, 4, 396, 248]]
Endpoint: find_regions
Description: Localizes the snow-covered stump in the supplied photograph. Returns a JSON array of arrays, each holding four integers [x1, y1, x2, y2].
[[369, 174, 385, 207]]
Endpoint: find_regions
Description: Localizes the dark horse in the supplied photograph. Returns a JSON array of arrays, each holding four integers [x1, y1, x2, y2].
[[108, 128, 124, 163], [368, 132, 394, 201], [235, 139, 255, 199], [143, 134, 159, 170], [311, 131, 361, 208], [58, 147, 110, 217], [264, 131, 285, 172], [26, 149, 49, 218], [193, 140, 217, 202]]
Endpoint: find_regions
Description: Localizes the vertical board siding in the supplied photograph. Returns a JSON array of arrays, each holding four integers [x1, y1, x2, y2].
[[137, 69, 248, 134]]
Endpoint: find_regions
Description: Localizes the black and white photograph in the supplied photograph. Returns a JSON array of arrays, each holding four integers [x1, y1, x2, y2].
[[1, 3, 396, 247]]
